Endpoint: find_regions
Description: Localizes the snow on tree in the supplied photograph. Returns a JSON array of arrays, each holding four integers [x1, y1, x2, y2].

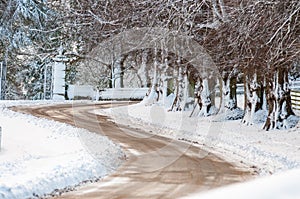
[[235, 1, 299, 129], [0, 0, 59, 99], [204, 0, 299, 129], [1, 0, 299, 130], [203, 3, 244, 120]]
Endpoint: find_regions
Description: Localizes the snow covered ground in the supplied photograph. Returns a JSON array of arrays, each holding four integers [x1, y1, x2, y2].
[[1, 99, 299, 199], [95, 100, 300, 199], [0, 101, 124, 199], [182, 168, 300, 199]]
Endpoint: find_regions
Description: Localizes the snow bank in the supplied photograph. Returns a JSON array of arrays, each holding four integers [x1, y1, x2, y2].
[[96, 102, 300, 175], [0, 101, 124, 199], [182, 168, 300, 199]]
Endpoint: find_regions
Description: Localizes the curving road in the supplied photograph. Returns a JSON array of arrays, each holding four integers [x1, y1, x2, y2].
[[12, 102, 252, 199]]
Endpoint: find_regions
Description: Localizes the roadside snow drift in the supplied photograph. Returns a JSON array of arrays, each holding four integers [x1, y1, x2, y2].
[[182, 168, 300, 199], [0, 101, 123, 199]]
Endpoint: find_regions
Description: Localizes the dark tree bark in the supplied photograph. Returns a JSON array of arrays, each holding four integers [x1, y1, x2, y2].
[[263, 68, 295, 130]]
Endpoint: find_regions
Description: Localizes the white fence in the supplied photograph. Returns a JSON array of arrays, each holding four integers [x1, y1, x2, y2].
[[290, 80, 300, 90], [67, 85, 95, 100], [291, 90, 300, 111], [99, 88, 149, 100], [215, 84, 244, 96], [67, 85, 148, 100]]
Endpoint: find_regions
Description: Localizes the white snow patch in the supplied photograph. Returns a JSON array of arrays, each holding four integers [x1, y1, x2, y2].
[[182, 168, 300, 199], [0, 101, 124, 199], [214, 107, 244, 121]]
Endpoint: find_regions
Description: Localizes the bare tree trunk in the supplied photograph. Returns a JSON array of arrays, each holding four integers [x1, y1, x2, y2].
[[220, 71, 238, 112], [161, 47, 169, 106], [242, 72, 262, 125], [144, 47, 160, 104], [108, 64, 113, 88], [113, 55, 126, 88], [190, 77, 203, 117], [262, 76, 267, 111], [179, 66, 190, 111], [138, 49, 150, 88], [169, 57, 181, 111], [263, 68, 295, 130], [199, 77, 213, 116]]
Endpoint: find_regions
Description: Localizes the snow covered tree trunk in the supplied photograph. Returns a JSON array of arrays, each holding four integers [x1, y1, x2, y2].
[[229, 76, 237, 108], [169, 65, 183, 111], [168, 55, 183, 111], [161, 76, 168, 104], [177, 66, 184, 110], [242, 72, 262, 125], [169, 55, 192, 112], [143, 47, 160, 104], [220, 71, 238, 112], [109, 64, 113, 88], [199, 77, 214, 116], [178, 66, 190, 111], [138, 50, 150, 88], [172, 63, 179, 97], [161, 47, 169, 106], [190, 78, 203, 117], [263, 68, 295, 130], [262, 77, 267, 111], [113, 55, 125, 88]]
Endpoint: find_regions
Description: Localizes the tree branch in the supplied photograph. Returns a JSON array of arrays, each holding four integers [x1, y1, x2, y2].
[[266, 4, 300, 45]]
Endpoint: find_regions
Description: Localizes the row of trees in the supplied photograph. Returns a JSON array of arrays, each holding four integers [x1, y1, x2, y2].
[[82, 0, 300, 130], [204, 1, 300, 130], [1, 0, 299, 130]]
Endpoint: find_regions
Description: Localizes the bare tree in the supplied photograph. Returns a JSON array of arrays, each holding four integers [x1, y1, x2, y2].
[[211, 0, 299, 128]]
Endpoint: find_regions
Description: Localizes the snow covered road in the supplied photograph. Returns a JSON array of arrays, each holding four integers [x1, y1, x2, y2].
[[13, 102, 251, 199]]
